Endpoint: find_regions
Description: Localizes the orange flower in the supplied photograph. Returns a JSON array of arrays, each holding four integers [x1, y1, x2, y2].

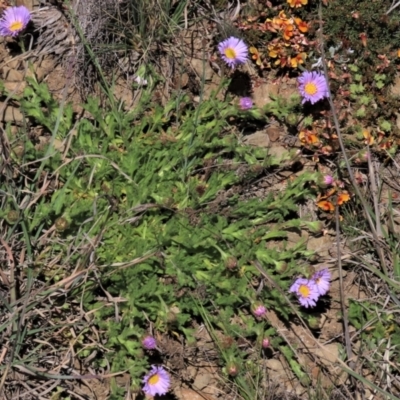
[[362, 129, 374, 145], [270, 12, 288, 28], [378, 139, 393, 150], [317, 200, 335, 212], [337, 191, 350, 205], [250, 47, 262, 66], [299, 130, 319, 145], [268, 43, 282, 58], [287, 0, 308, 7], [294, 18, 308, 33], [290, 53, 306, 68], [276, 11, 288, 22], [397, 49, 400, 58], [274, 56, 288, 68], [318, 188, 337, 200], [283, 24, 294, 40]]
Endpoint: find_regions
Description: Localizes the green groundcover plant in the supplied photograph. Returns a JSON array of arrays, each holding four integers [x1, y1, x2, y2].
[[8, 74, 325, 397]]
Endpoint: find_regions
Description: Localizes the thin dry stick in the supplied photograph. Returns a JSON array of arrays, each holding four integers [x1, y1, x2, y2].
[[334, 199, 353, 367], [368, 155, 383, 237], [317, 2, 355, 370], [386, 0, 400, 14]]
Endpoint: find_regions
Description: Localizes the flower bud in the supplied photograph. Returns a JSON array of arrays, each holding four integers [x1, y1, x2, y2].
[[6, 210, 19, 224], [316, 173, 334, 189], [262, 338, 270, 349], [142, 335, 157, 350], [307, 315, 321, 330], [285, 113, 298, 126], [227, 362, 239, 377], [225, 256, 238, 270], [274, 261, 288, 274], [55, 217, 69, 232], [239, 97, 253, 110], [252, 304, 267, 318], [355, 150, 369, 164]]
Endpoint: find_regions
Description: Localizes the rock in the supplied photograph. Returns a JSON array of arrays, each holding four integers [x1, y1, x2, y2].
[[266, 124, 282, 142], [268, 143, 289, 161], [173, 72, 189, 89], [193, 372, 212, 390], [4, 58, 21, 70], [3, 81, 26, 95], [113, 79, 134, 109], [306, 234, 333, 257], [189, 58, 214, 81], [390, 73, 400, 96], [253, 78, 298, 108], [0, 105, 23, 123], [5, 69, 24, 82], [34, 67, 48, 82], [253, 82, 279, 107], [201, 75, 224, 101], [278, 78, 298, 99], [243, 131, 270, 147], [175, 387, 217, 400], [287, 230, 308, 250], [318, 343, 339, 367], [16, 0, 37, 10]]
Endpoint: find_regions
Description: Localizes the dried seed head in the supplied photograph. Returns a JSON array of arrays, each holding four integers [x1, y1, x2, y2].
[[55, 217, 69, 232], [6, 210, 19, 224]]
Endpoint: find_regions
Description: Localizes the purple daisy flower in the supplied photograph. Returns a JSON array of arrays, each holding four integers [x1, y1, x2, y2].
[[0, 6, 31, 37], [218, 36, 248, 69], [298, 71, 329, 104], [253, 304, 267, 318], [142, 365, 171, 397], [311, 268, 331, 296], [239, 97, 253, 110], [142, 335, 157, 350], [289, 278, 320, 308]]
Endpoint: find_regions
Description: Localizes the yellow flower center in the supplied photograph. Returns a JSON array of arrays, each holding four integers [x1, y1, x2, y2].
[[9, 20, 23, 32], [298, 284, 310, 298], [224, 47, 237, 60], [304, 82, 317, 95], [148, 373, 160, 385]]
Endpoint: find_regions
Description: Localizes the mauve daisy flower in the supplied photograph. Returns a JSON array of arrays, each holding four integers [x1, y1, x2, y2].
[[0, 6, 30, 37], [311, 268, 331, 296], [142, 335, 157, 350], [298, 71, 329, 104], [142, 365, 170, 397], [218, 36, 248, 69], [253, 304, 267, 318], [239, 97, 253, 110], [289, 278, 319, 308]]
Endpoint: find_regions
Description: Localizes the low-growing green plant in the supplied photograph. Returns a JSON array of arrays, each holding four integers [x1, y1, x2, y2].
[[6, 71, 323, 398]]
